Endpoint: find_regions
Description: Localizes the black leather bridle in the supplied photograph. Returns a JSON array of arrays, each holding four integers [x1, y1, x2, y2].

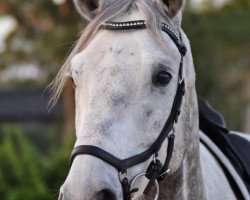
[[70, 20, 187, 200]]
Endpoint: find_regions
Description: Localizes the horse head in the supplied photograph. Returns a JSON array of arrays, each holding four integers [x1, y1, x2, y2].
[[55, 0, 199, 199]]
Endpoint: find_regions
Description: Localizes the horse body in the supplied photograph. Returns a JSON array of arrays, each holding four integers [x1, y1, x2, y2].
[[200, 142, 236, 200], [52, 0, 249, 199]]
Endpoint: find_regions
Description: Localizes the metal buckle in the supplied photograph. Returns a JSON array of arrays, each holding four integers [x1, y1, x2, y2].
[[119, 171, 128, 182], [178, 56, 184, 84], [170, 126, 176, 136], [159, 168, 171, 178], [153, 153, 157, 163]]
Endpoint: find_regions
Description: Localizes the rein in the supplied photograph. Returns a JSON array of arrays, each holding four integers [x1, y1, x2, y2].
[[70, 20, 187, 200]]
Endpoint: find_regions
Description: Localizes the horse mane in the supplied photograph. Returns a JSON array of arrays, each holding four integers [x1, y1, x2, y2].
[[48, 0, 172, 108]]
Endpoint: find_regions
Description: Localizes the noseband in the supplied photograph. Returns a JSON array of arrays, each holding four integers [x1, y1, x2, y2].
[[70, 20, 187, 200]]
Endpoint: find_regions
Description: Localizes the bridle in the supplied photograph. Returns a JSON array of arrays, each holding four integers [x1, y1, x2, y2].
[[70, 20, 187, 200]]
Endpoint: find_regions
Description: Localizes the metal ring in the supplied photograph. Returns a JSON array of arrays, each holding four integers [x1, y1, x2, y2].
[[119, 171, 127, 182], [130, 173, 159, 200]]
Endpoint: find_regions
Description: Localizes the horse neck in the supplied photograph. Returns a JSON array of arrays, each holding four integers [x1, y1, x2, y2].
[[158, 88, 206, 200], [157, 148, 205, 200]]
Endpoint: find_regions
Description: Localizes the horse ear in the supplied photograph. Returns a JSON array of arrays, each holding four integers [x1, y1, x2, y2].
[[157, 0, 184, 18], [73, 0, 103, 20]]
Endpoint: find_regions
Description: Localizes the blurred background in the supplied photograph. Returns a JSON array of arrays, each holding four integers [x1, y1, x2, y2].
[[0, 0, 249, 199]]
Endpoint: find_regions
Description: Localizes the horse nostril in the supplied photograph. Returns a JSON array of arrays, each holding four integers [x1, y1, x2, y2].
[[97, 189, 116, 200]]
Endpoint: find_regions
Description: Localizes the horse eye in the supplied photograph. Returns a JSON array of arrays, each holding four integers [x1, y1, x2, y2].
[[153, 71, 172, 86]]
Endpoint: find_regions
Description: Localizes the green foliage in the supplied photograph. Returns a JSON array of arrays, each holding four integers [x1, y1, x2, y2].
[[44, 134, 74, 197], [0, 0, 83, 89], [0, 125, 47, 200], [183, 1, 250, 130], [1, 0, 249, 130], [0, 125, 73, 200], [0, 1, 249, 199]]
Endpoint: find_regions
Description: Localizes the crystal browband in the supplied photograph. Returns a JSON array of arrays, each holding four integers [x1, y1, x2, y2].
[[102, 20, 146, 29], [101, 20, 180, 43], [101, 20, 185, 55]]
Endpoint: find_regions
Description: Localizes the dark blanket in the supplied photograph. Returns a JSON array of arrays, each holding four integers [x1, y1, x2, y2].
[[198, 97, 250, 196]]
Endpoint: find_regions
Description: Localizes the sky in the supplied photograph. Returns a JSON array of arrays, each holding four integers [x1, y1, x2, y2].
[[0, 16, 16, 53], [52, 0, 65, 5]]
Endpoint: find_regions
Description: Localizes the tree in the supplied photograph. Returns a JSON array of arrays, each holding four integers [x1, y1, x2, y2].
[[0, 0, 85, 142], [183, 0, 250, 131], [1, 0, 249, 134]]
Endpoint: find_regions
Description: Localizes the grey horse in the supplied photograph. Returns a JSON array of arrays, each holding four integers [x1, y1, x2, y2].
[[50, 0, 250, 199]]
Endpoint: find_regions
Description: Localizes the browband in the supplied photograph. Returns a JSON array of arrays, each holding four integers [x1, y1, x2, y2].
[[101, 20, 187, 56]]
